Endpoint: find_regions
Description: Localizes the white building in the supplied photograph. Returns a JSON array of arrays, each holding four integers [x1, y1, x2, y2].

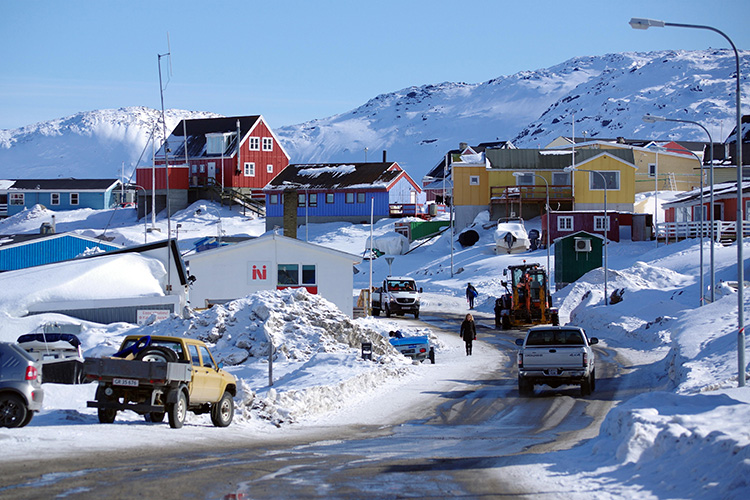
[[186, 233, 361, 316]]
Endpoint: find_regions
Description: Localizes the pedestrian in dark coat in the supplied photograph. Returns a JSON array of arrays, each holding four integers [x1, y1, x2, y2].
[[460, 313, 477, 355], [466, 283, 478, 309]]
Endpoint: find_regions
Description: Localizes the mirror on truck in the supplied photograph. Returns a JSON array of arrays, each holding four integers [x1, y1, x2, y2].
[[419, 288, 423, 293], [515, 339, 524, 346]]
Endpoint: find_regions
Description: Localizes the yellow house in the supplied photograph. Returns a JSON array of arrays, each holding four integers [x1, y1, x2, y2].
[[567, 152, 637, 212]]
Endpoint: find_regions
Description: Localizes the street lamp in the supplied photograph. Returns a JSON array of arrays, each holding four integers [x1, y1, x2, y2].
[[565, 165, 609, 305], [630, 17, 744, 386], [195, 206, 223, 246], [513, 172, 551, 277], [643, 114, 715, 305]]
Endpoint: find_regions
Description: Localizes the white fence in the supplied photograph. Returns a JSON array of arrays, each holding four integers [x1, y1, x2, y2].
[[657, 220, 750, 242]]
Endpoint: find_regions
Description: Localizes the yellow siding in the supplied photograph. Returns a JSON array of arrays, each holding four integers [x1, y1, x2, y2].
[[453, 166, 489, 206], [596, 144, 701, 192], [570, 155, 636, 205]]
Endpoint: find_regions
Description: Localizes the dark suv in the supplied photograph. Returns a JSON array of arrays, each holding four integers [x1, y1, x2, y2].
[[0, 342, 44, 428]]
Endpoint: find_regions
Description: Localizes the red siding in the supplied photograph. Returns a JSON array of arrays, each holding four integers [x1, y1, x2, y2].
[[136, 166, 190, 190], [230, 120, 289, 190]]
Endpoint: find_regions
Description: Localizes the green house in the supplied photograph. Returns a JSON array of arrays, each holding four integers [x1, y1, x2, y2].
[[554, 231, 604, 291]]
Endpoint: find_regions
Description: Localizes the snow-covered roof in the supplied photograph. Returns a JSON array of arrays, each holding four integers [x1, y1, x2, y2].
[[264, 162, 418, 192]]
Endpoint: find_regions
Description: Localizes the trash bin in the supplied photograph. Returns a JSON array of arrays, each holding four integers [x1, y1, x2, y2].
[[361, 342, 373, 360]]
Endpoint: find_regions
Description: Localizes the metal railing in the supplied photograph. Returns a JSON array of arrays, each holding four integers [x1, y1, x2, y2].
[[490, 185, 573, 203], [657, 220, 750, 242]]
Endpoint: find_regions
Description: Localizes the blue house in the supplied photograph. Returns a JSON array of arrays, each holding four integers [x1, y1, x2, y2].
[[0, 178, 123, 217], [0, 233, 122, 271], [263, 162, 424, 231]]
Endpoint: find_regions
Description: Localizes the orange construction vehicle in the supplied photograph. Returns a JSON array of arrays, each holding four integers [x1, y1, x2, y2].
[[495, 262, 559, 329]]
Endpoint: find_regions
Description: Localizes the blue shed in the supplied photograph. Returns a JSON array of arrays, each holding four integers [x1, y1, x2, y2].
[[0, 233, 121, 271], [2, 178, 122, 217], [263, 162, 424, 231]]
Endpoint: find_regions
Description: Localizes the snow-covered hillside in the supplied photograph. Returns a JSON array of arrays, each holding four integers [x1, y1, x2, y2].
[[0, 107, 219, 180], [0, 50, 747, 183]]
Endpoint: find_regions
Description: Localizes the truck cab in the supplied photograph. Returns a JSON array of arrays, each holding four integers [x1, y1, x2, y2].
[[372, 277, 422, 318]]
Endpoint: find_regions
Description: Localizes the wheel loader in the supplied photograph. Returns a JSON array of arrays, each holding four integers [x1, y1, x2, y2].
[[495, 262, 559, 329]]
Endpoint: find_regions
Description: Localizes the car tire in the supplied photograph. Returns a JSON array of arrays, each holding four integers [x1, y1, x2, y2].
[[518, 377, 533, 396], [210, 391, 234, 428], [98, 407, 117, 424], [428, 347, 435, 364], [20, 410, 34, 428], [0, 394, 28, 428], [385, 306, 391, 318], [372, 308, 380, 317], [581, 376, 592, 397], [136, 346, 178, 363], [414, 310, 419, 319], [590, 370, 596, 392], [502, 315, 511, 330], [145, 412, 165, 423], [168, 390, 187, 429]]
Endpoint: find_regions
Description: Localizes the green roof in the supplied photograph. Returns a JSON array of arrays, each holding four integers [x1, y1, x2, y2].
[[486, 149, 634, 171]]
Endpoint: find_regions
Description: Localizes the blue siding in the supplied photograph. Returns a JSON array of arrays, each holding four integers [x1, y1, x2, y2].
[[7, 190, 115, 216], [265, 190, 390, 218], [0, 235, 121, 271]]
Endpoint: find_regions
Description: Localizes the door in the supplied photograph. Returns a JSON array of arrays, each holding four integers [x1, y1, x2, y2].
[[198, 345, 224, 402], [187, 344, 208, 402], [207, 162, 216, 182]]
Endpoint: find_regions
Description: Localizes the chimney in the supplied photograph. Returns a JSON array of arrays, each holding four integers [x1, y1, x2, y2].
[[382, 150, 387, 163], [459, 142, 468, 151]]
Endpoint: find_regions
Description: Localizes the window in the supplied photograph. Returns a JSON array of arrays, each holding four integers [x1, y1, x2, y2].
[[269, 194, 278, 205], [248, 137, 260, 151], [244, 162, 255, 177], [469, 176, 480, 186], [589, 171, 619, 191], [558, 216, 573, 231], [199, 164, 205, 173], [188, 345, 201, 366], [51, 193, 60, 205], [309, 193, 317, 207], [594, 215, 610, 231], [357, 192, 366, 203], [199, 346, 216, 369], [70, 193, 79, 205], [298, 193, 306, 207], [515, 174, 534, 186], [552, 172, 570, 186], [346, 192, 354, 204], [262, 137, 273, 151], [326, 193, 334, 204], [302, 265, 316, 285], [277, 264, 299, 285], [648, 163, 656, 178], [267, 164, 273, 174], [10, 193, 24, 205]]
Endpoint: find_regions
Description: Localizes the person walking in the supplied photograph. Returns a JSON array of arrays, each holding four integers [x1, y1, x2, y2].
[[460, 313, 477, 356], [466, 283, 478, 309]]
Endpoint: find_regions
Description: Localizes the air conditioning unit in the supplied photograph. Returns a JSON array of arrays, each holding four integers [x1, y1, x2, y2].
[[574, 238, 592, 252]]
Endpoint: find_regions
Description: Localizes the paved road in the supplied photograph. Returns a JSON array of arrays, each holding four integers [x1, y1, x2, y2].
[[0, 312, 625, 499]]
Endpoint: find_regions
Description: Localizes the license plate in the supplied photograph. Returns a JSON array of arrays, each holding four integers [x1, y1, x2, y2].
[[548, 369, 559, 376], [113, 378, 139, 387]]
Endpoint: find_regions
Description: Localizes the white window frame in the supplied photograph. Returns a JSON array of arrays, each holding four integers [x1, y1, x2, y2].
[[648, 163, 656, 178], [266, 164, 273, 174], [326, 193, 334, 204], [557, 215, 573, 231], [515, 174, 534, 186], [191, 164, 198, 174], [70, 193, 79, 206], [51, 193, 60, 205], [552, 172, 570, 186], [269, 193, 278, 205], [262, 137, 273, 151], [248, 137, 260, 151], [469, 176, 480, 186], [199, 164, 205, 173], [244, 162, 255, 177], [594, 215, 610, 231], [589, 171, 620, 191]]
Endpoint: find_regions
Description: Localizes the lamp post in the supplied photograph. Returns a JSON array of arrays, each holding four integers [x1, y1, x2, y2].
[[643, 114, 715, 305], [565, 165, 608, 305], [513, 172, 551, 277], [195, 206, 223, 246], [630, 17, 744, 386]]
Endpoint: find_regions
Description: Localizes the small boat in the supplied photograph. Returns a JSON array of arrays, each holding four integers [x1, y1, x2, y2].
[[494, 217, 531, 254]]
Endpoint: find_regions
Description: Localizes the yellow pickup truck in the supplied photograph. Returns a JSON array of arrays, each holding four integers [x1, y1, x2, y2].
[[84, 335, 237, 428]]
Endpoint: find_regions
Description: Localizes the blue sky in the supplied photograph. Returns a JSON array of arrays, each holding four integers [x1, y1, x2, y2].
[[1, 0, 748, 130]]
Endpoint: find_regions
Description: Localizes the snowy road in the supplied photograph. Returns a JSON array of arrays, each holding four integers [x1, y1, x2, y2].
[[1, 312, 624, 499]]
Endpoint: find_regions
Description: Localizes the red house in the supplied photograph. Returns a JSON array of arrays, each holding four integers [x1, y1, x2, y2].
[[135, 115, 290, 217]]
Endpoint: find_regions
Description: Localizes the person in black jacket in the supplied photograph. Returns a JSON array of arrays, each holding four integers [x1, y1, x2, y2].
[[466, 283, 478, 309], [460, 313, 477, 355]]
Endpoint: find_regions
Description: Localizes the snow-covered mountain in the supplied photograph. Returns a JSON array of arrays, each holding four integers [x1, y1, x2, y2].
[[0, 50, 746, 182], [0, 107, 220, 181]]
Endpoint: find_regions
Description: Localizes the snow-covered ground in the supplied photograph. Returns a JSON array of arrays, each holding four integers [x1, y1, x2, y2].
[[0, 196, 748, 498]]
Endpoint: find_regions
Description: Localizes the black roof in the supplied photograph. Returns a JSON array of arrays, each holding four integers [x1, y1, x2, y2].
[[9, 179, 120, 190], [265, 163, 406, 190], [424, 141, 514, 180], [159, 116, 262, 160]]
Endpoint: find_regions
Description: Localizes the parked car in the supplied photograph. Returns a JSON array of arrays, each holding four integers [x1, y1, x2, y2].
[[0, 342, 44, 428], [388, 331, 435, 364], [372, 277, 422, 318]]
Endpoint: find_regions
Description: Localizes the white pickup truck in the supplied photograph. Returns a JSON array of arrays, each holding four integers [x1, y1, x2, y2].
[[371, 277, 422, 319], [515, 325, 598, 397]]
